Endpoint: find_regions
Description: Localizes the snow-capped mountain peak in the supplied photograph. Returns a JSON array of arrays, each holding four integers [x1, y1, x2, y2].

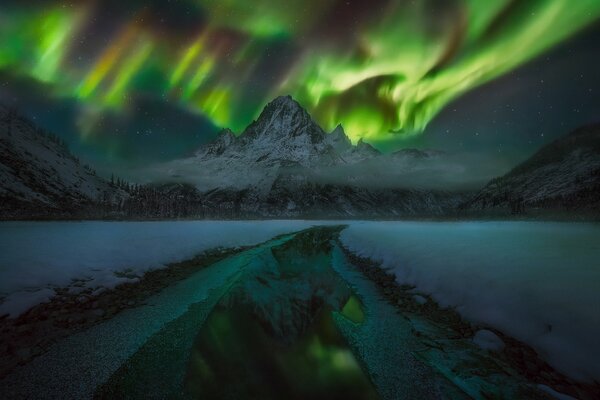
[[355, 138, 381, 157], [193, 95, 376, 169], [242, 95, 320, 141], [155, 95, 453, 198], [326, 124, 352, 149], [195, 128, 236, 158]]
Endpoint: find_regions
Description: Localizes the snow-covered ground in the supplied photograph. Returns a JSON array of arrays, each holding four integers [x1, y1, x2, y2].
[[340, 221, 600, 383], [0, 221, 321, 317], [3, 220, 599, 384]]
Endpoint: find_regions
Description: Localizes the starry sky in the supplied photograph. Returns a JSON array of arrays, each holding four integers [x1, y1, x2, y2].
[[0, 0, 599, 179]]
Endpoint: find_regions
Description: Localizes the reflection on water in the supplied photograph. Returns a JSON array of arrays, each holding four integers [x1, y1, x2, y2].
[[341, 295, 365, 324], [96, 227, 378, 399], [185, 227, 378, 399], [186, 304, 376, 399]]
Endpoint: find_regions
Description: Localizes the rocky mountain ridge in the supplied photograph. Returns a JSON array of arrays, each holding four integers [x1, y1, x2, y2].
[[196, 96, 380, 166], [463, 123, 600, 214], [3, 96, 598, 219], [184, 96, 386, 193], [154, 95, 464, 217]]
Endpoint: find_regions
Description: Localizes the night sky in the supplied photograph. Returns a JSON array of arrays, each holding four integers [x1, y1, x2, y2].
[[0, 0, 599, 179]]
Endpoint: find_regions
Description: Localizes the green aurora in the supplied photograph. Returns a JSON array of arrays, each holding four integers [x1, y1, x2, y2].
[[1, 0, 599, 144]]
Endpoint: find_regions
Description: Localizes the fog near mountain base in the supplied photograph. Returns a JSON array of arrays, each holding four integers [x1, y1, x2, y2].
[[132, 150, 513, 192], [134, 157, 279, 191], [126, 96, 517, 193], [284, 152, 514, 191]]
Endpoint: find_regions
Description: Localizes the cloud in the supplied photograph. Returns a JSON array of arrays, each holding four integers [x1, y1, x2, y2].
[[282, 151, 514, 191]]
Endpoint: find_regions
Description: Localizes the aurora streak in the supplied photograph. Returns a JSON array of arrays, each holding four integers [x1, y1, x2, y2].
[[0, 0, 599, 144]]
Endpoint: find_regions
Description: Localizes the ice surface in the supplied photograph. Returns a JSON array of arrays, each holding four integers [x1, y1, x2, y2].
[[340, 221, 600, 382], [0, 220, 320, 317]]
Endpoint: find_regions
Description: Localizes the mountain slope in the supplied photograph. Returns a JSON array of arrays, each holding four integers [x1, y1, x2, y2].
[[182, 96, 382, 193], [156, 95, 465, 217], [464, 123, 600, 213], [0, 106, 127, 218], [196, 96, 380, 167], [0, 97, 471, 219]]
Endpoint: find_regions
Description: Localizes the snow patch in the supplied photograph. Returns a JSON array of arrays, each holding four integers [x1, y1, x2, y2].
[[472, 329, 505, 352], [0, 288, 55, 318], [340, 221, 600, 382], [0, 221, 321, 317], [413, 294, 427, 305]]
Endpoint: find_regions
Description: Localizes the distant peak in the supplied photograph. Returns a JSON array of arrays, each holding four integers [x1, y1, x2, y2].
[[255, 95, 308, 122], [270, 94, 295, 104], [356, 138, 381, 155], [327, 124, 351, 147], [195, 127, 236, 157], [331, 124, 345, 134], [218, 128, 236, 138], [264, 95, 304, 112], [239, 94, 322, 141]]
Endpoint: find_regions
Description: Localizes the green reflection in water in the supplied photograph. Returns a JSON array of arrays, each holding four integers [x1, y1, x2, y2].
[[185, 304, 377, 399], [184, 228, 377, 398], [341, 295, 365, 324], [96, 227, 377, 398]]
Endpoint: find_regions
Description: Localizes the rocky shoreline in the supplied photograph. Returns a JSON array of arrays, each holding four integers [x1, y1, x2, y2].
[[340, 247, 600, 400], [0, 246, 247, 378]]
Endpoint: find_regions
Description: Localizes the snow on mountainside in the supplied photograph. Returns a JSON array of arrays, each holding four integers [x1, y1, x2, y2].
[[0, 106, 126, 218], [162, 96, 449, 191], [153, 95, 465, 216], [209, 96, 381, 165], [0, 96, 470, 219], [183, 96, 382, 192], [465, 123, 600, 212]]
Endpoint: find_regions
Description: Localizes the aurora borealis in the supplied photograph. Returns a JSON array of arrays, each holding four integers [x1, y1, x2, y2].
[[0, 0, 599, 172]]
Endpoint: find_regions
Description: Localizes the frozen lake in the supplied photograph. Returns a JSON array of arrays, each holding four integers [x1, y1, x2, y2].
[[0, 220, 599, 382], [0, 220, 323, 316], [341, 221, 600, 382]]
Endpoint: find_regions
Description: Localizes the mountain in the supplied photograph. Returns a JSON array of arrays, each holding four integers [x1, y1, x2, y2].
[[183, 96, 383, 192], [464, 123, 600, 214], [203, 96, 380, 166], [156, 95, 465, 217], [0, 97, 471, 219], [0, 106, 127, 218]]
